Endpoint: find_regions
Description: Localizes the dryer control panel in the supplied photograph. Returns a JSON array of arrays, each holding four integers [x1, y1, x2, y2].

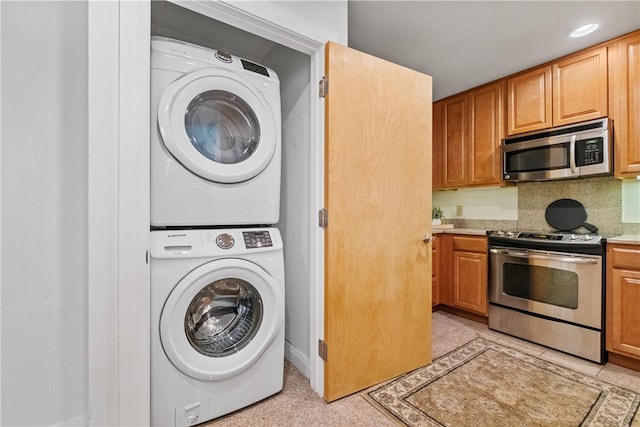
[[242, 230, 273, 249]]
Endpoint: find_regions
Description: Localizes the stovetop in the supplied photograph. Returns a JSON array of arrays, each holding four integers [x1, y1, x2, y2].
[[487, 230, 604, 245], [487, 230, 605, 255]]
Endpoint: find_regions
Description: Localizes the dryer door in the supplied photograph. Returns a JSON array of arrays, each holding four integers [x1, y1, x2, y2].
[[160, 258, 283, 381], [157, 68, 278, 183]]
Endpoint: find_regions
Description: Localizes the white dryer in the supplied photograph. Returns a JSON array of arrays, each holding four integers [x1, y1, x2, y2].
[[151, 37, 281, 227], [150, 227, 285, 426]]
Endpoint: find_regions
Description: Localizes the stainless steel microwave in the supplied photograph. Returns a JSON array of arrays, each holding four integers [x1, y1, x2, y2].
[[502, 118, 612, 182]]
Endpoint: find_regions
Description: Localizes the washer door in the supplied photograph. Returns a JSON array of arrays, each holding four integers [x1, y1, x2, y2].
[[157, 68, 277, 183], [160, 258, 283, 381]]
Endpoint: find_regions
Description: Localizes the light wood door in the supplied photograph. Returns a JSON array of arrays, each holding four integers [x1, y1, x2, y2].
[[610, 32, 640, 177], [507, 66, 552, 135], [553, 46, 608, 127], [468, 82, 504, 185], [324, 42, 432, 402]]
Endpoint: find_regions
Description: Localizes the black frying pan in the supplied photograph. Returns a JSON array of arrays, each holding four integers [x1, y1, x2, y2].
[[545, 199, 598, 233]]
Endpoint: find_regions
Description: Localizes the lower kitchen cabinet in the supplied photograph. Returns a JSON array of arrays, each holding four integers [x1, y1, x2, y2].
[[435, 234, 488, 317], [607, 244, 640, 368], [432, 234, 440, 306]]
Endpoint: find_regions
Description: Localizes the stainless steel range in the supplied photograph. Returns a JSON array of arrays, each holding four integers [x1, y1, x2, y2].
[[488, 230, 606, 363]]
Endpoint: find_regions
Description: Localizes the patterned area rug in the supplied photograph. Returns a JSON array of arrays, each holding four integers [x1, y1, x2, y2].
[[363, 337, 640, 426]]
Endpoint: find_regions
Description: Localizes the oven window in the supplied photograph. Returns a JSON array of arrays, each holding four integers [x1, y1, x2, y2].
[[502, 263, 578, 309]]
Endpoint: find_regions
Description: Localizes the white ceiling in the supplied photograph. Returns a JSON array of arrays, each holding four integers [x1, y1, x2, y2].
[[348, 1, 640, 101]]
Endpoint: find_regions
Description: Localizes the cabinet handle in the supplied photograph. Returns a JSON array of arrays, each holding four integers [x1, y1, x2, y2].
[[422, 233, 433, 243]]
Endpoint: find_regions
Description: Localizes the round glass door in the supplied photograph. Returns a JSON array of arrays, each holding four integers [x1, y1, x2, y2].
[[158, 68, 278, 184], [184, 90, 260, 165], [184, 277, 263, 357], [160, 258, 283, 381]]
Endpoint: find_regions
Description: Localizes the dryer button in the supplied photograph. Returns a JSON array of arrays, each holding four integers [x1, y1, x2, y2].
[[216, 233, 235, 249]]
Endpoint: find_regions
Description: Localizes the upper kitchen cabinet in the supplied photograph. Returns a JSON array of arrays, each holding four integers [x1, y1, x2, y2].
[[507, 66, 552, 134], [433, 81, 505, 190], [609, 32, 640, 178], [507, 46, 608, 135]]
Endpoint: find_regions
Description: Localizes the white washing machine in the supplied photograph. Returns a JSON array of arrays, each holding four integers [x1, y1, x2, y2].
[[151, 37, 282, 227], [150, 227, 285, 426]]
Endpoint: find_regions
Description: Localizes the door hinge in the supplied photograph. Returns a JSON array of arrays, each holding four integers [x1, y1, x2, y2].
[[318, 208, 328, 228], [319, 76, 328, 98], [318, 339, 328, 362]]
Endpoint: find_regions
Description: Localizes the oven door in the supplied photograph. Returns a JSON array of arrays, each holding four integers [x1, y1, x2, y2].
[[489, 246, 602, 329]]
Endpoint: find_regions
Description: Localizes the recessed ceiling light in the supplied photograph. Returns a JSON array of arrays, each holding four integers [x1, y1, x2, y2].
[[569, 24, 599, 38]]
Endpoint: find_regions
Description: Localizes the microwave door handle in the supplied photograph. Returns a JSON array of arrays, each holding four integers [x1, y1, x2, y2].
[[490, 248, 598, 264], [570, 135, 577, 174]]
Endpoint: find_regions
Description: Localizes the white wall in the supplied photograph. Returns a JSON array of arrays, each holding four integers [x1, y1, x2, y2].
[[433, 187, 518, 221], [264, 45, 313, 375], [1, 1, 88, 426], [622, 180, 640, 223]]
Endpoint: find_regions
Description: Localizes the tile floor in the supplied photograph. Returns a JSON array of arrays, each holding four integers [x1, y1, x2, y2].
[[205, 311, 640, 426]]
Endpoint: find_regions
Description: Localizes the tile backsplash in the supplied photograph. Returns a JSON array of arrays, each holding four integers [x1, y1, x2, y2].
[[517, 176, 622, 236]]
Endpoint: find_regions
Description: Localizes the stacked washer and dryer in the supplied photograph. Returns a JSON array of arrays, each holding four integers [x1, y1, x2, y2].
[[149, 37, 285, 426]]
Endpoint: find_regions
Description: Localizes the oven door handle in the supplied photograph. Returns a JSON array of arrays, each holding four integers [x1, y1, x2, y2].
[[489, 248, 598, 264]]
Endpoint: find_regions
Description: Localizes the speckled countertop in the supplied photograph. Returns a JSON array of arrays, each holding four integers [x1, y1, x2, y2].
[[432, 227, 488, 236], [606, 235, 640, 245], [432, 227, 640, 245]]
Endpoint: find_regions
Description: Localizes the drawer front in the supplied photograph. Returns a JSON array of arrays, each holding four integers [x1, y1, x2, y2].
[[609, 246, 640, 270], [453, 236, 487, 253]]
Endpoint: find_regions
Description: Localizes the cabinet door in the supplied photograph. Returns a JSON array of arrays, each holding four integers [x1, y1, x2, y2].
[[432, 101, 444, 190], [610, 33, 640, 177], [453, 251, 488, 315], [468, 82, 504, 185], [432, 235, 439, 306], [553, 46, 608, 127], [507, 66, 552, 135], [607, 268, 640, 358], [442, 94, 467, 188]]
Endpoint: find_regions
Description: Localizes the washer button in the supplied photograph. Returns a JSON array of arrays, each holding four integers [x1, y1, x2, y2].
[[216, 233, 235, 249], [215, 51, 232, 63]]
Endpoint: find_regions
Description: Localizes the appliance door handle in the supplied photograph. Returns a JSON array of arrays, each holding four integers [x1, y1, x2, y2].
[[489, 248, 598, 264], [422, 233, 433, 243], [570, 135, 577, 174]]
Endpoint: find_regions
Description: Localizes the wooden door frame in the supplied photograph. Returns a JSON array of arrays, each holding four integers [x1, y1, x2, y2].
[[87, 1, 329, 424]]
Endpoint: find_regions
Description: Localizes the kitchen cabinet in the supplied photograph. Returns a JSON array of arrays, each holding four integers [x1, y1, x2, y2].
[[452, 236, 488, 315], [606, 244, 640, 369], [432, 102, 443, 190], [435, 234, 488, 317], [609, 32, 640, 178], [432, 234, 440, 306], [507, 46, 608, 135], [433, 81, 504, 190]]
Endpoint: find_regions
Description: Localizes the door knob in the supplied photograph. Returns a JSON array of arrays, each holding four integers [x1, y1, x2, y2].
[[422, 233, 433, 243]]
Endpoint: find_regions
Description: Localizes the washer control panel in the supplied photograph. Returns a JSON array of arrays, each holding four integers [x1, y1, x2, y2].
[[242, 231, 273, 249]]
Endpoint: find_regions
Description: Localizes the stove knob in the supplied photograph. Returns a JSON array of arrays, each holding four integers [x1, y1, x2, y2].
[[569, 234, 578, 240], [582, 235, 593, 241], [506, 231, 515, 237], [496, 231, 504, 236]]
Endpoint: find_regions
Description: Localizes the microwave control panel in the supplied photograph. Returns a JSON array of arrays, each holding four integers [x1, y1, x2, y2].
[[576, 137, 604, 166]]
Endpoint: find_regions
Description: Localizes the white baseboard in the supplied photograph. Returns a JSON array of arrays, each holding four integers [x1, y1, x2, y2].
[[284, 340, 310, 378]]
